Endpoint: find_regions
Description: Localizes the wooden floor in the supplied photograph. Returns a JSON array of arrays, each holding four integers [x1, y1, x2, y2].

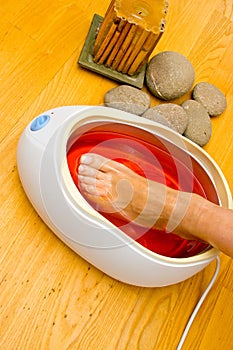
[[1, 1, 233, 349]]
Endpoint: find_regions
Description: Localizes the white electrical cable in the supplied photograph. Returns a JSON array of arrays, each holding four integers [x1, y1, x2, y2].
[[176, 256, 221, 350]]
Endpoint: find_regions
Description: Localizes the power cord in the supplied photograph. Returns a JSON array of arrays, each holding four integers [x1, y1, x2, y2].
[[176, 256, 221, 350]]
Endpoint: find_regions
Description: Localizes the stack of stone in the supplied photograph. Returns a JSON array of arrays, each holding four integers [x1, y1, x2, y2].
[[104, 51, 227, 146]]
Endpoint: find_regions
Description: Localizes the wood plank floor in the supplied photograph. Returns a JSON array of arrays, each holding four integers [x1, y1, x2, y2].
[[0, 1, 232, 349]]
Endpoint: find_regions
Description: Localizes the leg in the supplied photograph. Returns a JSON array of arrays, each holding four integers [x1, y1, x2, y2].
[[78, 153, 233, 258]]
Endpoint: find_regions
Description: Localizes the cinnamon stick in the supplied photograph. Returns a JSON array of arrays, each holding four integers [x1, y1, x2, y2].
[[121, 29, 150, 74], [134, 32, 163, 74], [127, 32, 160, 75], [105, 21, 131, 68], [111, 24, 137, 70], [92, 0, 116, 57], [116, 25, 142, 72], [97, 23, 121, 65], [93, 21, 118, 63]]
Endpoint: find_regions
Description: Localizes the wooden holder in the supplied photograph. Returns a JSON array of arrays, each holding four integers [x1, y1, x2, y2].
[[92, 0, 168, 76]]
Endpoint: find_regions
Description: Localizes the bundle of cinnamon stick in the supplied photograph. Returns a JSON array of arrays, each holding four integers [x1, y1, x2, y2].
[[92, 0, 168, 76]]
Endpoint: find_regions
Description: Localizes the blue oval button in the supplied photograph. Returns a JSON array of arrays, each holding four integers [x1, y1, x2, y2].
[[30, 114, 50, 131]]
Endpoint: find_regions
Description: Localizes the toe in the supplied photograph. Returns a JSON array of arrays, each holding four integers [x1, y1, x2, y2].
[[79, 182, 97, 195], [80, 153, 108, 171], [78, 164, 98, 177], [80, 153, 133, 175], [78, 174, 95, 185]]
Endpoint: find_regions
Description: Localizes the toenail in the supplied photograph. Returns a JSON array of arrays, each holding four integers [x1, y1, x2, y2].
[[78, 165, 86, 173], [81, 154, 93, 164]]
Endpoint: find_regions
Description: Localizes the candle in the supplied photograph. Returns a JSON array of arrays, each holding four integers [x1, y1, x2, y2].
[[92, 0, 168, 76]]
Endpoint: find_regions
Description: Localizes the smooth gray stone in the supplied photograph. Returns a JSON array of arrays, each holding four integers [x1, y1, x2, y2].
[[104, 85, 151, 115], [182, 100, 212, 146], [192, 82, 227, 116], [146, 51, 195, 100], [143, 103, 189, 134]]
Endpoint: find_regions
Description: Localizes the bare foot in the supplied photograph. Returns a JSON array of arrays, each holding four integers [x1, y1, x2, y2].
[[78, 153, 233, 258], [78, 153, 176, 230]]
